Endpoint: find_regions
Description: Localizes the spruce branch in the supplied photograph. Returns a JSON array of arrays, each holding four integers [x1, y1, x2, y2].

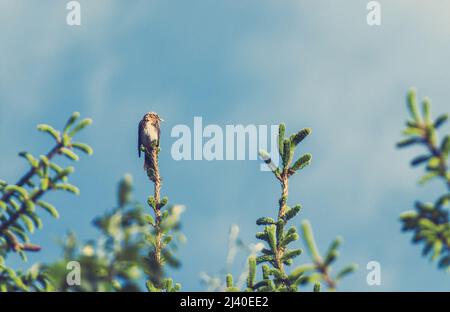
[[45, 173, 184, 292], [247, 124, 355, 291], [145, 142, 163, 278], [300, 220, 357, 290], [0, 112, 92, 255], [253, 125, 312, 291], [397, 88, 450, 189], [45, 175, 154, 292], [0, 112, 92, 291], [0, 263, 52, 292], [397, 88, 450, 270]]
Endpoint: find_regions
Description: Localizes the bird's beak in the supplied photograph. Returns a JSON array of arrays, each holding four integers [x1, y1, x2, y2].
[[160, 118, 164, 122]]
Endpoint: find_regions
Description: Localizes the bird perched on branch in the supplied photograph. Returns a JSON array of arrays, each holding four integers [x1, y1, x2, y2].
[[138, 112, 163, 181]]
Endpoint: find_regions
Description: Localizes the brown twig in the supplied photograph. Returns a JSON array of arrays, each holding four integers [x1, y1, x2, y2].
[[273, 169, 291, 286], [314, 261, 337, 290]]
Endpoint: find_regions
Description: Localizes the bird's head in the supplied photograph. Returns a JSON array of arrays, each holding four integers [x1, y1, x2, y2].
[[143, 112, 164, 123]]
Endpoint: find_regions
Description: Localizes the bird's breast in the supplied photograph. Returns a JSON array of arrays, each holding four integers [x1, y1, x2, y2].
[[143, 124, 159, 143]]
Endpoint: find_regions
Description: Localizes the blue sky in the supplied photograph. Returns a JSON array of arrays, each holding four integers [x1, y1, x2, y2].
[[1, 0, 450, 291]]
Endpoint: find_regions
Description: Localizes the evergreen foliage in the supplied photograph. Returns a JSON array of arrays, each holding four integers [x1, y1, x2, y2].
[[44, 173, 185, 292], [227, 124, 356, 292], [0, 112, 92, 291], [0, 113, 355, 292], [45, 174, 149, 291], [141, 141, 184, 292], [397, 88, 450, 271]]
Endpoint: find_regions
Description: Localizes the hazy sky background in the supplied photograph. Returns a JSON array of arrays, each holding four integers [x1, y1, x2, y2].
[[1, 0, 450, 291]]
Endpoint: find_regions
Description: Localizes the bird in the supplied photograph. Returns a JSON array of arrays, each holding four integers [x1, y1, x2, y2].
[[138, 112, 163, 180]]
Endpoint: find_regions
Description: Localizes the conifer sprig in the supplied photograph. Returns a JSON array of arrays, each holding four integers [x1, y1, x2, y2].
[[397, 89, 450, 188], [45, 175, 150, 291], [252, 124, 312, 291], [0, 112, 92, 291], [230, 124, 355, 292], [300, 220, 357, 290], [0, 112, 92, 256], [0, 263, 50, 292], [397, 88, 450, 270], [141, 136, 184, 292]]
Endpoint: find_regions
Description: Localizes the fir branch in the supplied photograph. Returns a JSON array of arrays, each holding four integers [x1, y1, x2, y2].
[[0, 113, 92, 254], [0, 112, 92, 291], [147, 142, 163, 275], [248, 124, 355, 291], [44, 175, 152, 292], [397, 88, 450, 189], [397, 88, 450, 271], [301, 220, 357, 290], [0, 143, 62, 204], [253, 125, 312, 290]]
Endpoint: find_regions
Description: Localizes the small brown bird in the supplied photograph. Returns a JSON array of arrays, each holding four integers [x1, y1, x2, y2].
[[138, 112, 163, 179]]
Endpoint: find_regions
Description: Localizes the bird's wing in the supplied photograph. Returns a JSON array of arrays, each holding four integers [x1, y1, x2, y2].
[[138, 119, 144, 157]]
